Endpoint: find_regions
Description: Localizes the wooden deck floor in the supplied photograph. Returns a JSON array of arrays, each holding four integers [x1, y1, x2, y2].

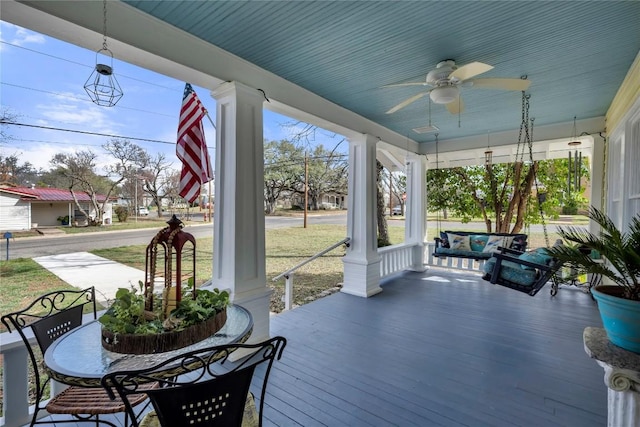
[[261, 269, 606, 426], [35, 269, 606, 426]]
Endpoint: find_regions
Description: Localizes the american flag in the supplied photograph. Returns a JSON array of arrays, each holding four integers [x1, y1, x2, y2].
[[176, 83, 213, 203]]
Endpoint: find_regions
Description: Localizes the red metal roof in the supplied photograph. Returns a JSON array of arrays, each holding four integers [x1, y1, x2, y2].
[[0, 187, 110, 202]]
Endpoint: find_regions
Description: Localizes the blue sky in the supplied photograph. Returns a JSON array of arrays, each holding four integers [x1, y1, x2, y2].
[[0, 21, 346, 173]]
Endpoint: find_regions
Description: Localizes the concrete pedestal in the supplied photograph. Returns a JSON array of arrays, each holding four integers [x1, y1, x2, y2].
[[584, 327, 640, 427]]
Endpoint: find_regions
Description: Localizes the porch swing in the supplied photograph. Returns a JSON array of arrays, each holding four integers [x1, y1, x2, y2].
[[481, 92, 565, 296]]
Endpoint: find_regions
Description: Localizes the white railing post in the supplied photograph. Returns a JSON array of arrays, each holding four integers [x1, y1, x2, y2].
[[284, 274, 294, 311], [2, 343, 31, 427]]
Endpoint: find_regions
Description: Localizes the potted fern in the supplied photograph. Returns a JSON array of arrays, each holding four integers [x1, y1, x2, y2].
[[547, 207, 640, 353]]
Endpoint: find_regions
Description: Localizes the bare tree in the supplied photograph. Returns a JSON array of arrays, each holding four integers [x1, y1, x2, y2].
[[376, 160, 390, 246], [0, 108, 17, 144], [0, 153, 39, 186], [51, 139, 149, 225], [264, 140, 302, 214], [141, 153, 174, 217], [50, 150, 110, 225]]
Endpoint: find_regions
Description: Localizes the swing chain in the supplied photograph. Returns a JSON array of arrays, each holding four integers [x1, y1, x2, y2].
[[517, 91, 551, 247], [527, 117, 551, 248], [435, 133, 442, 235]]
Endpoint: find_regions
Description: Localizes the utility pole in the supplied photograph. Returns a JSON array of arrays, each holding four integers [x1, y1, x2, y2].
[[134, 179, 138, 223], [389, 170, 393, 216], [304, 152, 308, 229]]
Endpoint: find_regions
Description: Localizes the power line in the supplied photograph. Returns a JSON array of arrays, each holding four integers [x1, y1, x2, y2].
[[2, 83, 176, 119], [0, 40, 181, 92], [1, 120, 207, 147]]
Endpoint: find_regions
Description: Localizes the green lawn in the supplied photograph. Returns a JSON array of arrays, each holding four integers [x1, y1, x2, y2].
[[0, 220, 562, 319]]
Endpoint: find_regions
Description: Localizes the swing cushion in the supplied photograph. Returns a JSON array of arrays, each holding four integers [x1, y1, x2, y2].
[[517, 248, 553, 270], [483, 257, 540, 287], [434, 231, 528, 260]]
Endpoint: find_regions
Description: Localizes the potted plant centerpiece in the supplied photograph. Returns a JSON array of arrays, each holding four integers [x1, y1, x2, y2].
[[99, 216, 230, 354], [99, 282, 229, 354], [547, 207, 640, 353]]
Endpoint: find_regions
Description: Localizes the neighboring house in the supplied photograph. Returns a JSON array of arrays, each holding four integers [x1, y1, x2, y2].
[[0, 187, 113, 231], [290, 192, 347, 210]]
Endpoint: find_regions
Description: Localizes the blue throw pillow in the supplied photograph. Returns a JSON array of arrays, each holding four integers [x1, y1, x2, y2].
[[439, 231, 450, 248], [470, 235, 489, 252]]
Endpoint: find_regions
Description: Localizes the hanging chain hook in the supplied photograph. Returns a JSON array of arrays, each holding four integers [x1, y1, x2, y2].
[[102, 0, 108, 51]]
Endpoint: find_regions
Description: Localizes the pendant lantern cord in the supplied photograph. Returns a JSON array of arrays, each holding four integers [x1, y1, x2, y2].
[[84, 0, 123, 107]]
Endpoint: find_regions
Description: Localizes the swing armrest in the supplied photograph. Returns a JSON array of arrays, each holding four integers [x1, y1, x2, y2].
[[489, 252, 554, 285], [496, 246, 525, 256], [434, 237, 444, 249]]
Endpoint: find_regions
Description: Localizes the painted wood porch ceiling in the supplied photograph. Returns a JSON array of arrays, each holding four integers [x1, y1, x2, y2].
[[123, 1, 639, 146], [9, 1, 639, 152]]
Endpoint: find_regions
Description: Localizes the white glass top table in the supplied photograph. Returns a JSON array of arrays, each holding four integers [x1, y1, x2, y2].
[[44, 304, 253, 387]]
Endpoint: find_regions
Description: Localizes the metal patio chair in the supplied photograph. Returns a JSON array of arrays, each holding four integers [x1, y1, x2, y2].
[[101, 336, 287, 427], [1, 287, 151, 427]]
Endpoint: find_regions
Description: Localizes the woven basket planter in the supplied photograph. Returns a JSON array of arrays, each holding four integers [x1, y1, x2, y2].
[[101, 308, 227, 354]]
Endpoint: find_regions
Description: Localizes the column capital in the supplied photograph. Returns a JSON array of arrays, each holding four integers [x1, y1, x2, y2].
[[600, 363, 640, 392], [211, 81, 265, 103]]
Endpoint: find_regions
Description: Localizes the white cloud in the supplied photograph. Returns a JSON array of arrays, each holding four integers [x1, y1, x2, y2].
[[0, 22, 46, 47]]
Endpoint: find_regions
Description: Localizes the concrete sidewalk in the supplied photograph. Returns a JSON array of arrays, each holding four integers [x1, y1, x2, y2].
[[34, 252, 145, 302]]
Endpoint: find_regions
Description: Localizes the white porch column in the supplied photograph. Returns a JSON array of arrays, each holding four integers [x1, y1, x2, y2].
[[405, 153, 428, 272], [342, 133, 382, 297], [211, 82, 271, 343], [589, 133, 606, 234]]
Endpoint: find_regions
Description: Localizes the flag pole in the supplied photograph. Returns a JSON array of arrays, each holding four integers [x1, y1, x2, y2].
[[204, 110, 216, 222]]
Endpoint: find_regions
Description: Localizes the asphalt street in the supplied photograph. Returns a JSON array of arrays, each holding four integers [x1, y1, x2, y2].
[[2, 213, 348, 259]]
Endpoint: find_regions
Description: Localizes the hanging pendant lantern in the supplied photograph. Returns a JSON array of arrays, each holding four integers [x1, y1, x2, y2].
[[484, 131, 493, 166], [568, 116, 581, 147], [84, 0, 123, 107]]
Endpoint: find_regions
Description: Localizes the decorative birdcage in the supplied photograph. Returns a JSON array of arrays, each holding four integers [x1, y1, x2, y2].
[[144, 215, 196, 315]]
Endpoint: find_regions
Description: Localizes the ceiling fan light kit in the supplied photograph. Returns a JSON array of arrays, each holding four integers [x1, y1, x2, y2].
[[430, 85, 459, 104]]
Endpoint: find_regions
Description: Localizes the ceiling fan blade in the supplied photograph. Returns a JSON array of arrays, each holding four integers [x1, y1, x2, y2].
[[382, 82, 428, 88], [446, 95, 464, 115], [449, 62, 493, 81], [470, 78, 531, 91], [386, 92, 429, 114]]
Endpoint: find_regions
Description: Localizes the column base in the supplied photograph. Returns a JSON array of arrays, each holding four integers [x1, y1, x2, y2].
[[232, 287, 273, 344], [341, 257, 382, 297]]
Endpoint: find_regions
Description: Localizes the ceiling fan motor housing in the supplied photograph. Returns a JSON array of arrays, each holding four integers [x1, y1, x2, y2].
[[426, 60, 457, 85]]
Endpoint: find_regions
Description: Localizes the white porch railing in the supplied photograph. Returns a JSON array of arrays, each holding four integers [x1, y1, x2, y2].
[[272, 237, 351, 311], [1, 312, 98, 427], [423, 242, 488, 272], [1, 331, 33, 427], [378, 242, 487, 279], [378, 242, 415, 278]]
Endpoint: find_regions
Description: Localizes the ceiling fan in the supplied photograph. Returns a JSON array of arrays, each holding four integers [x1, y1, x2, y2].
[[384, 60, 531, 115]]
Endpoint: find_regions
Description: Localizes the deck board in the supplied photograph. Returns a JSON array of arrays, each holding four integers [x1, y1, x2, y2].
[[262, 269, 607, 426], [31, 269, 607, 426]]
